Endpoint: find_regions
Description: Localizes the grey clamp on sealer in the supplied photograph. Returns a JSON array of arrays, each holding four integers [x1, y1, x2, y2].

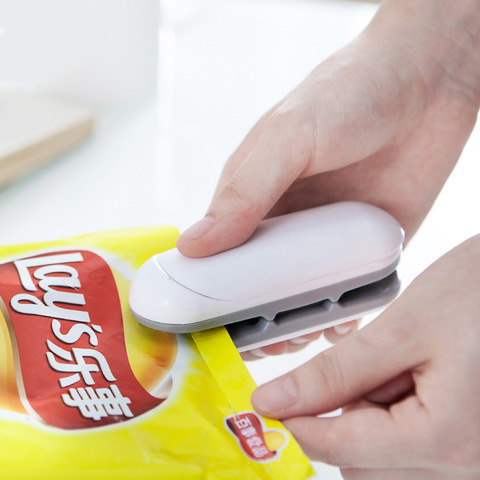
[[129, 202, 404, 352]]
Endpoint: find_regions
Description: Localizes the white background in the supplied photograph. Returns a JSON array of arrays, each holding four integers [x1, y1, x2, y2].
[[1, 1, 479, 478]]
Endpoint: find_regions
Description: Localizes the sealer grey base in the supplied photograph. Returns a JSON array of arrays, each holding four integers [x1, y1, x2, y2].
[[228, 270, 400, 352]]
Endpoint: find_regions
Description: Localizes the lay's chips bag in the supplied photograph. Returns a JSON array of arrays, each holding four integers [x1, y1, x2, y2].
[[0, 226, 313, 479]]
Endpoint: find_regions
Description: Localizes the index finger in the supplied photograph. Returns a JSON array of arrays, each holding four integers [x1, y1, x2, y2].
[[176, 106, 315, 257]]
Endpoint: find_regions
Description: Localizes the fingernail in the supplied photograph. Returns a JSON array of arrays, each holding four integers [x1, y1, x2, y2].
[[288, 336, 309, 345], [251, 376, 298, 416], [333, 324, 353, 336], [178, 216, 216, 244], [249, 348, 269, 358]]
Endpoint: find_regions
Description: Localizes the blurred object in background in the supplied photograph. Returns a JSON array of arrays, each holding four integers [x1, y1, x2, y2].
[[0, 0, 160, 186], [0, 0, 160, 108], [0, 93, 94, 187]]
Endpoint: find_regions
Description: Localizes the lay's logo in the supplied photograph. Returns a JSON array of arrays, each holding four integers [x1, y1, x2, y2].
[[0, 250, 166, 429]]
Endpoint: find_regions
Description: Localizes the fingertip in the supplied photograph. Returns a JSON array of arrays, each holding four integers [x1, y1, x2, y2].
[[324, 320, 359, 344], [281, 417, 327, 461], [175, 216, 214, 256], [176, 209, 262, 257], [241, 349, 268, 362], [289, 331, 322, 345], [251, 375, 299, 418], [260, 341, 288, 356]]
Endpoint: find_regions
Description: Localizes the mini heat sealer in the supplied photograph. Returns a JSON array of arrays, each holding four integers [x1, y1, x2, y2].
[[129, 202, 404, 352]]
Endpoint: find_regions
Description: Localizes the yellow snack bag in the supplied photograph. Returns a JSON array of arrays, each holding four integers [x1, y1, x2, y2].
[[0, 226, 313, 479]]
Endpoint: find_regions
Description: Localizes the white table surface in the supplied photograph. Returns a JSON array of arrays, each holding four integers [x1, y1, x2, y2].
[[1, 1, 479, 478]]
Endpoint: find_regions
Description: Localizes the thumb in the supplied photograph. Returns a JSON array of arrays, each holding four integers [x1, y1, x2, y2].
[[175, 109, 313, 258]]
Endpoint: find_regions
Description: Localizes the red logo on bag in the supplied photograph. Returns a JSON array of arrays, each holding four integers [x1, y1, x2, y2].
[[225, 411, 288, 463], [0, 250, 165, 429]]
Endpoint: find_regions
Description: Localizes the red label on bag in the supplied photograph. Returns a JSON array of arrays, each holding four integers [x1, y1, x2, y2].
[[225, 411, 284, 463], [0, 250, 165, 429]]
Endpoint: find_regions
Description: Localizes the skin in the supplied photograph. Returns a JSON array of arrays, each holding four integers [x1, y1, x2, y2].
[[176, 0, 480, 476], [177, 0, 480, 357], [252, 234, 480, 479]]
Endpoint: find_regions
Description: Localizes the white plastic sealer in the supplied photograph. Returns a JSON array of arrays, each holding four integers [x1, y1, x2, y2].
[[129, 202, 404, 352]]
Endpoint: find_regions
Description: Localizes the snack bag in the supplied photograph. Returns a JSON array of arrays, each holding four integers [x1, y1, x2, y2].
[[0, 226, 313, 479]]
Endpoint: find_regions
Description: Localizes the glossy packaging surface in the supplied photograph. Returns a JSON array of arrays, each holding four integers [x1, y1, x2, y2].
[[0, 227, 312, 479]]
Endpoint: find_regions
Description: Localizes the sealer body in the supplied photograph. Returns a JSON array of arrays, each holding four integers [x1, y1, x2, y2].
[[129, 202, 404, 351]]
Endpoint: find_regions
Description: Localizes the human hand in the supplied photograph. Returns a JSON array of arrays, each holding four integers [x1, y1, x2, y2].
[[177, 0, 479, 257], [176, 0, 480, 355], [251, 234, 480, 479], [240, 322, 358, 361]]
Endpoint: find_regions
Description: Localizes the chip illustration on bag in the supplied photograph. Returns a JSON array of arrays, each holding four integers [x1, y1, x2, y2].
[[0, 226, 313, 480]]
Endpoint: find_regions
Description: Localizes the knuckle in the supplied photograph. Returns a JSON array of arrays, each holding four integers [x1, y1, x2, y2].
[[266, 101, 317, 162], [221, 181, 246, 207], [309, 352, 348, 410], [219, 181, 262, 220]]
